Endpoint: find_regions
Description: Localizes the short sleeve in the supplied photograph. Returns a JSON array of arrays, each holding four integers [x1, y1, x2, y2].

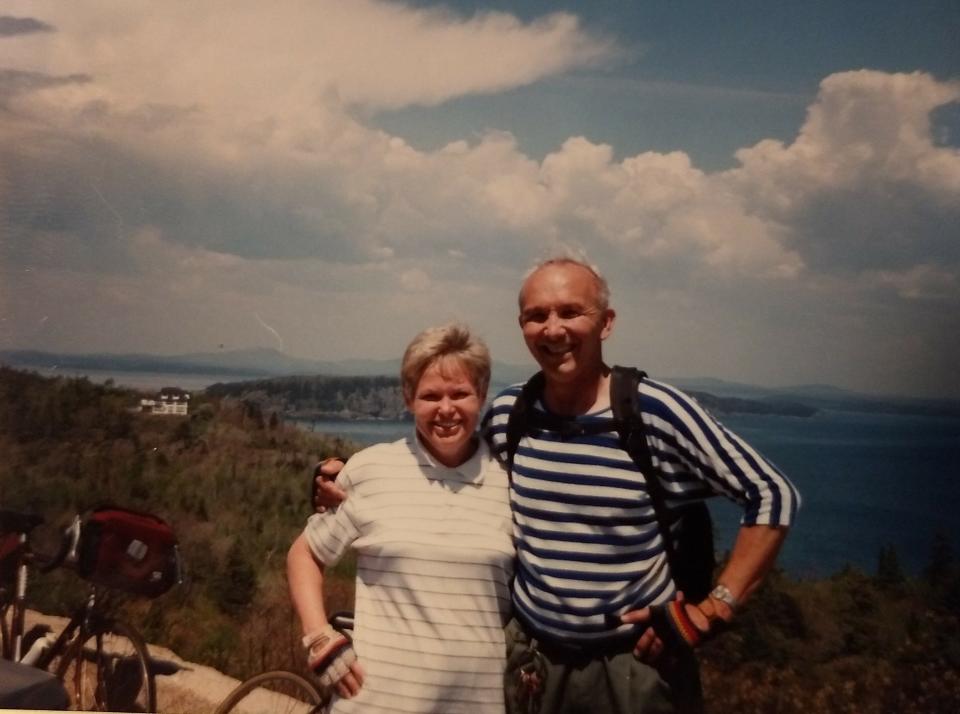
[[302, 475, 362, 567]]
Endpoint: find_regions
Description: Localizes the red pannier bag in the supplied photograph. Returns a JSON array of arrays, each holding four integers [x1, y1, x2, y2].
[[77, 507, 181, 598]]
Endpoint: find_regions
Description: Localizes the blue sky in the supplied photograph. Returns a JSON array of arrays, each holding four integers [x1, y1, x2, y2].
[[378, 1, 960, 167], [1, 1, 958, 397]]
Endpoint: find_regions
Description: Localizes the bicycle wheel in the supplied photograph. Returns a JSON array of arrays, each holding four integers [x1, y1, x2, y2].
[[55, 619, 155, 712], [216, 670, 325, 714]]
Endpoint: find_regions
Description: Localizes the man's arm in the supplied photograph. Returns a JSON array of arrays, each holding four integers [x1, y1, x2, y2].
[[623, 524, 788, 659], [711, 524, 788, 607], [683, 523, 789, 630], [623, 382, 800, 658]]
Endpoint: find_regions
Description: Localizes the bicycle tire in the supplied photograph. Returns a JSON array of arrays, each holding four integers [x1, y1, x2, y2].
[[55, 618, 155, 712], [216, 670, 325, 714]]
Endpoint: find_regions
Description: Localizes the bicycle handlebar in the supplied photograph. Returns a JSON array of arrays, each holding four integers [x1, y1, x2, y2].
[[0, 510, 44, 536], [328, 610, 354, 636], [0, 510, 81, 575]]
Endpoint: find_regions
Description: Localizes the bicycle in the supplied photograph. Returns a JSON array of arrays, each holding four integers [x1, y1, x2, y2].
[[0, 507, 181, 712], [214, 612, 354, 714]]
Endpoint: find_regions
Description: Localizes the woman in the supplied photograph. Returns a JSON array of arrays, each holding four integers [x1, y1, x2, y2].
[[287, 323, 515, 714]]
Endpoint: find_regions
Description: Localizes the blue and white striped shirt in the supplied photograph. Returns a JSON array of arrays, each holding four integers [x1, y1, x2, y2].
[[483, 375, 800, 645]]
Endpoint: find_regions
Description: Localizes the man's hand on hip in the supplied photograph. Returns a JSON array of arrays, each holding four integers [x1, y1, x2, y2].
[[622, 591, 726, 662]]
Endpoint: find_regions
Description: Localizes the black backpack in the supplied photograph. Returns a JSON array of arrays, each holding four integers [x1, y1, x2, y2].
[[505, 366, 715, 602]]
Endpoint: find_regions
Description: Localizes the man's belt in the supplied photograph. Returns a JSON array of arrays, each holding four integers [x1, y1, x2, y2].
[[528, 630, 637, 665]]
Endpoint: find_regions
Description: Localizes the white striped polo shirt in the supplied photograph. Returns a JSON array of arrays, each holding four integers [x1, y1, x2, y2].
[[303, 434, 514, 714]]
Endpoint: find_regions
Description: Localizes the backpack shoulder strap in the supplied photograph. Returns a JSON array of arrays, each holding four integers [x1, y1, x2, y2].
[[609, 365, 649, 467], [610, 366, 682, 578], [610, 366, 645, 426], [505, 371, 546, 472]]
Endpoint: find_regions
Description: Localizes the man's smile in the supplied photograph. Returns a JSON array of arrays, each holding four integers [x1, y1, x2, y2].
[[540, 342, 574, 355]]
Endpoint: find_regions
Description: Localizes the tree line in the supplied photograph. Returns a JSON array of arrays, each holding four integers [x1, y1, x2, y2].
[[206, 372, 820, 420], [206, 374, 407, 420]]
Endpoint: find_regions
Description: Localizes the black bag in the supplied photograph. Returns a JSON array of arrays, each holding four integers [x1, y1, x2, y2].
[[77, 506, 181, 599], [0, 531, 20, 584], [505, 366, 715, 602]]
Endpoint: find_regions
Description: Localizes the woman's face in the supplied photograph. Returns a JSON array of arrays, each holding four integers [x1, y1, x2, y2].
[[407, 358, 484, 467]]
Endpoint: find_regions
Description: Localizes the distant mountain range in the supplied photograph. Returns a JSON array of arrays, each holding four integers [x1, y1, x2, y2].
[[666, 375, 960, 418], [0, 347, 388, 378], [3, 348, 959, 418], [0, 348, 533, 390]]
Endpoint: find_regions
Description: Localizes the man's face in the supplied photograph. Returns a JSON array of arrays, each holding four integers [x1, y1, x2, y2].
[[518, 263, 614, 383]]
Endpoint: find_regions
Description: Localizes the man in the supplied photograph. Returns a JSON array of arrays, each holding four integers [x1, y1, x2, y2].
[[316, 256, 800, 713]]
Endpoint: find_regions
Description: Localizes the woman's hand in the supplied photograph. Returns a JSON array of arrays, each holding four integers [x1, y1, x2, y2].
[[304, 624, 366, 698], [334, 659, 365, 699]]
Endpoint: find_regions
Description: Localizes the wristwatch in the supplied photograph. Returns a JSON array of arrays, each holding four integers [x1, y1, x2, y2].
[[709, 584, 738, 610]]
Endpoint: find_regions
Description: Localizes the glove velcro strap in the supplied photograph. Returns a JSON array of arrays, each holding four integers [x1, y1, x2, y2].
[[649, 600, 702, 650]]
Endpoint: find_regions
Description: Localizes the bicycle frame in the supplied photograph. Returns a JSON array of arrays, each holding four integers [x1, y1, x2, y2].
[[4, 553, 123, 674], [1, 530, 33, 662], [33, 592, 97, 672], [1, 514, 79, 663]]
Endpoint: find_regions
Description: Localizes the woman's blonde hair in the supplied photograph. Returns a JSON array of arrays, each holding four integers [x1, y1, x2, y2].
[[401, 323, 491, 403]]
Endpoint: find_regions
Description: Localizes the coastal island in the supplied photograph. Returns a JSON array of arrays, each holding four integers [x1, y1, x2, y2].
[[206, 374, 818, 420]]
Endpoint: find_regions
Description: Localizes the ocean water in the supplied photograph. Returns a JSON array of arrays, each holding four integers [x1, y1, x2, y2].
[[14, 366, 262, 392], [718, 410, 960, 578], [305, 410, 960, 579]]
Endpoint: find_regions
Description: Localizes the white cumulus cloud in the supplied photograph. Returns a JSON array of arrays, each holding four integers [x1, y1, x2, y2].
[[729, 70, 960, 274]]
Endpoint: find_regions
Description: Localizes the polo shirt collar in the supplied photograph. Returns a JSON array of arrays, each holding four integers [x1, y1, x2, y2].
[[410, 428, 488, 485]]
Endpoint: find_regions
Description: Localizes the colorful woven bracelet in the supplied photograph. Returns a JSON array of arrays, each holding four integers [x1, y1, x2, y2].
[[649, 600, 702, 650], [665, 600, 702, 648]]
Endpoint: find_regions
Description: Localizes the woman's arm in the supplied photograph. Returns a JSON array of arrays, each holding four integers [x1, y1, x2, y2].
[[287, 534, 332, 634], [287, 533, 365, 698]]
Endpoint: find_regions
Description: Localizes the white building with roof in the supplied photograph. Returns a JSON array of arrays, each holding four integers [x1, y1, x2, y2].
[[140, 387, 190, 415]]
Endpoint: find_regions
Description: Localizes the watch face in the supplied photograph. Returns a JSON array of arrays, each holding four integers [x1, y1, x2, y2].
[[711, 585, 737, 608]]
